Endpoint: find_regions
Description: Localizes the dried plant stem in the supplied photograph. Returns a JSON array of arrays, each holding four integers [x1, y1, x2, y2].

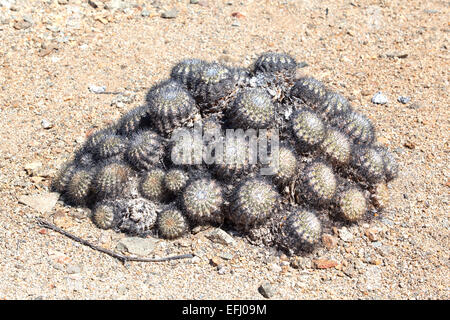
[[35, 218, 194, 263]]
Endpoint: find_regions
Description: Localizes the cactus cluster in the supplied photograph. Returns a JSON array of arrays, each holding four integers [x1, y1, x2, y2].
[[52, 52, 399, 256]]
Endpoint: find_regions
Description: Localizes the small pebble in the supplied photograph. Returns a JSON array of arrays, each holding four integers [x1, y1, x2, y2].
[[322, 234, 338, 249], [258, 282, 274, 298], [88, 0, 101, 9], [191, 225, 210, 234], [0, 0, 15, 9], [269, 263, 282, 273], [404, 141, 415, 149], [394, 147, 406, 155], [279, 254, 289, 262], [219, 252, 233, 260], [88, 85, 106, 94], [372, 92, 388, 105], [38, 44, 58, 57], [110, 91, 136, 107], [161, 9, 178, 19], [385, 52, 408, 59], [66, 264, 82, 274], [217, 265, 227, 275], [13, 20, 31, 30], [338, 227, 354, 242], [41, 119, 53, 129], [380, 217, 394, 226], [141, 10, 150, 17], [210, 256, 221, 267], [365, 228, 379, 242], [191, 256, 201, 264], [313, 259, 338, 269], [206, 228, 236, 246], [22, 15, 33, 24], [290, 256, 311, 269], [407, 102, 421, 110], [397, 96, 411, 104], [116, 237, 158, 256], [24, 162, 42, 176], [375, 244, 390, 256], [18, 192, 59, 214], [371, 241, 382, 248]]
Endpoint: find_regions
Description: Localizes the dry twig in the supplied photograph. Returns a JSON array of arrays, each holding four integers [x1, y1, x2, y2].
[[35, 218, 194, 263]]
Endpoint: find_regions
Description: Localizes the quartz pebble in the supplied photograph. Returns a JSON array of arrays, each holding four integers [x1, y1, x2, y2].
[[372, 92, 388, 105], [88, 85, 106, 94]]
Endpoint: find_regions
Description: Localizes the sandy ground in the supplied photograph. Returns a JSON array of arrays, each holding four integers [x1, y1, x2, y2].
[[0, 0, 448, 299]]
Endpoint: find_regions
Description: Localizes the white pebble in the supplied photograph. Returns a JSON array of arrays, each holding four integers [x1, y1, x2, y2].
[[88, 85, 106, 94], [41, 119, 53, 129], [372, 92, 388, 105]]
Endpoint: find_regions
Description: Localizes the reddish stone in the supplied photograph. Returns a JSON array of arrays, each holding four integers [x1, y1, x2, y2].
[[313, 259, 338, 269], [322, 234, 338, 249], [231, 12, 245, 18]]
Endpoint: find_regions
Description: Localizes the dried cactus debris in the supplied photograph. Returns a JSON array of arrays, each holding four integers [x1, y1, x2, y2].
[[53, 52, 399, 254]]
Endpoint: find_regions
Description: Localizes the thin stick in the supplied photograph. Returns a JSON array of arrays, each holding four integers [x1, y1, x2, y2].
[[96, 91, 123, 95], [35, 218, 194, 263]]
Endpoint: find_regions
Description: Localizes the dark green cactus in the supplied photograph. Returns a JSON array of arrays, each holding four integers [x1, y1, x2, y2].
[[94, 162, 132, 199], [66, 168, 94, 205], [253, 52, 297, 74], [290, 77, 327, 108], [230, 178, 280, 231], [182, 177, 224, 224], [126, 130, 164, 171], [53, 52, 400, 257], [279, 208, 322, 253], [147, 81, 200, 135], [291, 108, 326, 152], [332, 111, 375, 145], [157, 208, 189, 239], [296, 161, 337, 205], [164, 169, 189, 194], [228, 88, 275, 129], [139, 168, 168, 202]]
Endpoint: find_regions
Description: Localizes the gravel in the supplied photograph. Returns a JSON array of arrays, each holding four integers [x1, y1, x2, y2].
[[0, 0, 448, 300]]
